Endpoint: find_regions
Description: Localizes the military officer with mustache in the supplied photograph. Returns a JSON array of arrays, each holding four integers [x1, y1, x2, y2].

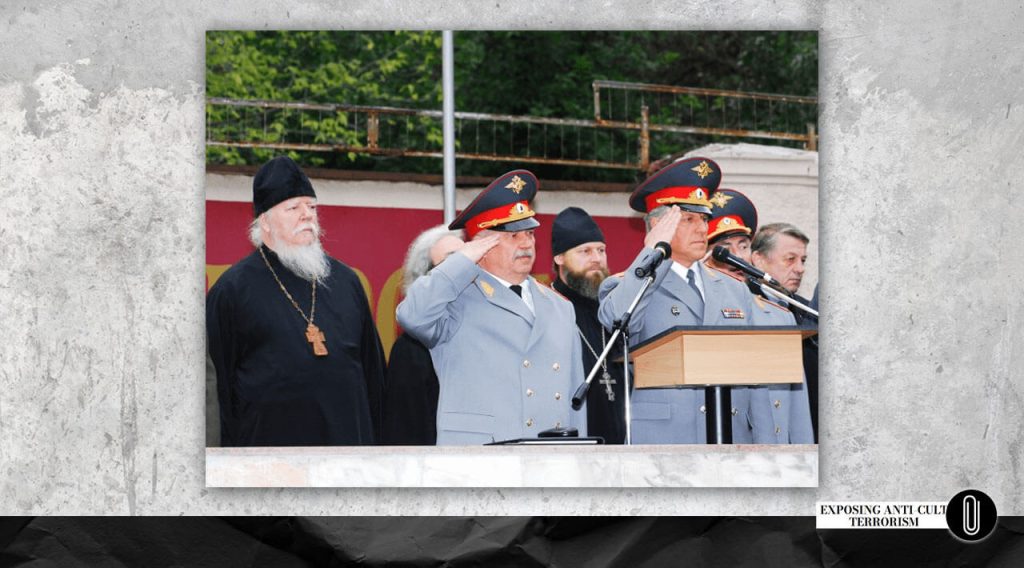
[[397, 170, 586, 445]]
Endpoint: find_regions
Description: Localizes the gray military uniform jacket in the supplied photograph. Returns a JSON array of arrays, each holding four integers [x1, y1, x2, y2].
[[598, 247, 809, 444], [744, 293, 815, 444], [397, 252, 587, 445]]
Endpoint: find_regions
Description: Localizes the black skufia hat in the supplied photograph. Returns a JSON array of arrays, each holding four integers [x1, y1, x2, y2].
[[551, 207, 605, 256], [252, 156, 317, 217]]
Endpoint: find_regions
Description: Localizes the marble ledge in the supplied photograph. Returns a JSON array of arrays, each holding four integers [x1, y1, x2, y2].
[[206, 444, 818, 488]]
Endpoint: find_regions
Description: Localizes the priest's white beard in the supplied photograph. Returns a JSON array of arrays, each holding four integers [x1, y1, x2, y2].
[[251, 217, 330, 285], [275, 234, 330, 285]]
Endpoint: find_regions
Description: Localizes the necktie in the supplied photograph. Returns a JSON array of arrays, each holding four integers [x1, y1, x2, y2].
[[687, 269, 704, 315], [510, 284, 523, 297]]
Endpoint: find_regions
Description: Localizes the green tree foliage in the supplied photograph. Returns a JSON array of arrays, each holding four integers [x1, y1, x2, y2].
[[206, 31, 443, 167], [207, 31, 816, 182]]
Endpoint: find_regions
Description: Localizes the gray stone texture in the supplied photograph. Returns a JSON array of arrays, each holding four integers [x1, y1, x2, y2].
[[0, 1, 1021, 514]]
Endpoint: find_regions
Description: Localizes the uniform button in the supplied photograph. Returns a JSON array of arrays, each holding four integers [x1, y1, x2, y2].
[[773, 400, 782, 408], [552, 362, 560, 371], [554, 392, 562, 400], [526, 418, 534, 427], [523, 360, 531, 368], [526, 388, 534, 397], [699, 405, 706, 414], [731, 407, 739, 416], [775, 426, 781, 434]]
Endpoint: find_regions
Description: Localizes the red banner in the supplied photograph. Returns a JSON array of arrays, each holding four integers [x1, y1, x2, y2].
[[207, 200, 647, 357]]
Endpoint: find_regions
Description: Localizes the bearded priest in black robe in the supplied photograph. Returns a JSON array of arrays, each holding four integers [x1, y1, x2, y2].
[[550, 207, 626, 444], [206, 156, 385, 447]]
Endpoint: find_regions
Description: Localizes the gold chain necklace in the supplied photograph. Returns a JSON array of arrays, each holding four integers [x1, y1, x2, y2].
[[258, 245, 328, 357], [576, 326, 615, 401]]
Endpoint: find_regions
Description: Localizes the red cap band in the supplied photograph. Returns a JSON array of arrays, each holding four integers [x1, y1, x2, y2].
[[644, 185, 712, 213], [708, 214, 752, 241], [465, 200, 535, 239]]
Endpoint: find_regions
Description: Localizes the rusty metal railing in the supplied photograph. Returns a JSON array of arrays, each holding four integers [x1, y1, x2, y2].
[[207, 81, 817, 172], [593, 80, 818, 151], [207, 98, 646, 170]]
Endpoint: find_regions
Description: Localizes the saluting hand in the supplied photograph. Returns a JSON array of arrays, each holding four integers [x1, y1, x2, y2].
[[458, 233, 502, 263], [644, 205, 681, 249]]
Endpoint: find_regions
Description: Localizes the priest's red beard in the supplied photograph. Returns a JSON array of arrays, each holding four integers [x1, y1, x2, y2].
[[564, 266, 609, 300]]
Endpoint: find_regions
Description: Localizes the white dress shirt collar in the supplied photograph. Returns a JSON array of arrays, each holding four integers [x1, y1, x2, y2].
[[670, 260, 705, 302], [483, 270, 536, 314]]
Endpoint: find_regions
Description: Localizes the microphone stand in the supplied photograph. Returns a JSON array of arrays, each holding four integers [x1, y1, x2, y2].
[[752, 280, 819, 320], [571, 273, 657, 446], [711, 246, 819, 321]]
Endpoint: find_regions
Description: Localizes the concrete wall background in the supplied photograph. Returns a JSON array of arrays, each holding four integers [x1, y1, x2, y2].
[[1, 2, 1022, 515]]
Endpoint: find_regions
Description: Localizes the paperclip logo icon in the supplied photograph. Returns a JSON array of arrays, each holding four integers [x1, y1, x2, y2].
[[963, 495, 980, 536], [946, 489, 997, 542]]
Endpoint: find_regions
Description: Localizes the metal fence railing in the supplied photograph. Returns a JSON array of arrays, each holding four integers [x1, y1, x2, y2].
[[592, 80, 818, 151], [206, 82, 816, 173]]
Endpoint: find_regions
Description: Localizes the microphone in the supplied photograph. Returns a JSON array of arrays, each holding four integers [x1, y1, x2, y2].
[[711, 246, 781, 287], [634, 242, 672, 278], [711, 246, 817, 316]]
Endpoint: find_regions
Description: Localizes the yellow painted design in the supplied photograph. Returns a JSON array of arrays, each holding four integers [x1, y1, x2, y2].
[[206, 264, 231, 290], [351, 267, 373, 313], [375, 268, 403, 363]]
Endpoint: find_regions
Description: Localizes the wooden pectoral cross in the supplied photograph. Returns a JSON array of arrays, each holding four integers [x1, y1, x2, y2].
[[305, 323, 329, 357]]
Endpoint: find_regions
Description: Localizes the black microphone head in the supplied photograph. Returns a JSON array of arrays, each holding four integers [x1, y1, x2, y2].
[[654, 241, 672, 257], [711, 245, 730, 262]]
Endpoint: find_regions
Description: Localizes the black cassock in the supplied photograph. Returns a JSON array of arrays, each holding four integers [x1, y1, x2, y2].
[[553, 278, 626, 444], [207, 245, 385, 447], [380, 332, 439, 445], [795, 283, 819, 443]]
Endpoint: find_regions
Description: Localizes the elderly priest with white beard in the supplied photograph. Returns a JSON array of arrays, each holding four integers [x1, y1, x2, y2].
[[206, 156, 385, 447]]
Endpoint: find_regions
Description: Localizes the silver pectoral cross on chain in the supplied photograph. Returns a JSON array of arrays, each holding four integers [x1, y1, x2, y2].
[[599, 370, 616, 401]]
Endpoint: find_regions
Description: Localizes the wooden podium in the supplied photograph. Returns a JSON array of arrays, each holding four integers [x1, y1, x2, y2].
[[629, 326, 816, 389], [626, 325, 816, 444]]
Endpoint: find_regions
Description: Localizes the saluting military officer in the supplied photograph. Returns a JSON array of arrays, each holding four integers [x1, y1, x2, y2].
[[597, 157, 758, 444], [706, 189, 814, 444], [397, 170, 586, 445]]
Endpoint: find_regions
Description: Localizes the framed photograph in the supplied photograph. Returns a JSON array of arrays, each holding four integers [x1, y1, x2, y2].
[[204, 30, 819, 487]]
